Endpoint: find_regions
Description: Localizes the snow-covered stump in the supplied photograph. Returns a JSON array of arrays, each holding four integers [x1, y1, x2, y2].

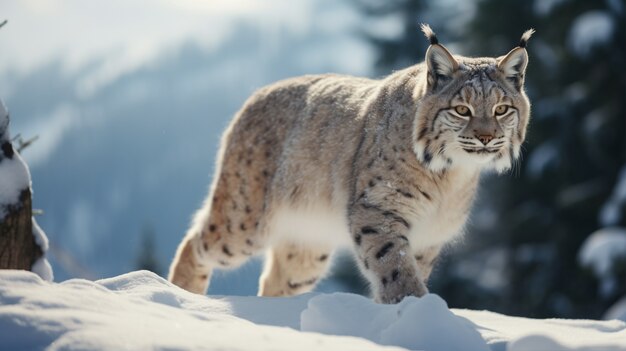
[[0, 98, 52, 280]]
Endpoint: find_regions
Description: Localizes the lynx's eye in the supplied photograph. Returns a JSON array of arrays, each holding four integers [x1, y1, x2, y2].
[[454, 105, 471, 116], [494, 105, 509, 116]]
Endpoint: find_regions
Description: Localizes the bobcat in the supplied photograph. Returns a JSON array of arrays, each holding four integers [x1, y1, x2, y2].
[[169, 25, 533, 303]]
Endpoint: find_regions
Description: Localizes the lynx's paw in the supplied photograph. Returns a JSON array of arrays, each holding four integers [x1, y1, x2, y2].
[[375, 275, 428, 304]]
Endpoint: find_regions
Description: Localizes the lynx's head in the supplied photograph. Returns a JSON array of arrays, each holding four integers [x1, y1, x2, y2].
[[414, 25, 534, 173]]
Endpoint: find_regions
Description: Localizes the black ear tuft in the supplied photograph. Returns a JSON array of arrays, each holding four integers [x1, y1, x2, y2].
[[518, 28, 535, 48], [420, 23, 438, 45]]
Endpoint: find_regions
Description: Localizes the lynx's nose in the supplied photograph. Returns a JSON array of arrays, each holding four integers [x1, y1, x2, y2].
[[476, 134, 494, 145]]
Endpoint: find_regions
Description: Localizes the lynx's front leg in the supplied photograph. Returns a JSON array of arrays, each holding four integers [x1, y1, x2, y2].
[[349, 196, 427, 304]]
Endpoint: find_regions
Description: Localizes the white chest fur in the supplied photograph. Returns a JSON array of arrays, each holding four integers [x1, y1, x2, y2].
[[407, 168, 478, 251], [407, 203, 469, 251]]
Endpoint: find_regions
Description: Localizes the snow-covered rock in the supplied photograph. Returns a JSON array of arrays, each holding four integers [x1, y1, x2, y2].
[[0, 270, 624, 351]]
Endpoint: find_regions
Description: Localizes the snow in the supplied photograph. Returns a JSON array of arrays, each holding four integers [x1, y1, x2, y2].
[[1, 270, 625, 351], [31, 256, 54, 282], [508, 334, 624, 351], [0, 270, 399, 351], [600, 165, 626, 226], [579, 227, 626, 277], [0, 99, 31, 221], [455, 309, 626, 351], [0, 150, 31, 220], [302, 293, 489, 351], [579, 227, 626, 298], [568, 11, 615, 57], [605, 297, 626, 323], [32, 217, 49, 251]]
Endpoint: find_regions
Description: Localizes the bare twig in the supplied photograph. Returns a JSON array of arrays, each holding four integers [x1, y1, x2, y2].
[[0, 20, 7, 29], [12, 133, 39, 153]]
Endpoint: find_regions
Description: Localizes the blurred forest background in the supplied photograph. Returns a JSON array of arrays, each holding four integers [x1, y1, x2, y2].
[[355, 0, 626, 320], [0, 0, 624, 320]]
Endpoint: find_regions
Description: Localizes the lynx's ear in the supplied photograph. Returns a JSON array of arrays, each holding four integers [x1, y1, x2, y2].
[[498, 29, 534, 90], [421, 24, 459, 91]]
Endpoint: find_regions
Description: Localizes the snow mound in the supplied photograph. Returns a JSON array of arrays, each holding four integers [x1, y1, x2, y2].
[[0, 270, 625, 351], [0, 271, 398, 351], [302, 293, 489, 351]]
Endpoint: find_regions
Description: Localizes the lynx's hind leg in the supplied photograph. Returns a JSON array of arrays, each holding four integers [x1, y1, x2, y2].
[[259, 243, 333, 297], [169, 167, 270, 294], [169, 202, 268, 294], [168, 230, 213, 294], [170, 79, 303, 294]]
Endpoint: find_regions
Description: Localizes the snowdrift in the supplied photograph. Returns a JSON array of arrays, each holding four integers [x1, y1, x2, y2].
[[0, 270, 624, 351]]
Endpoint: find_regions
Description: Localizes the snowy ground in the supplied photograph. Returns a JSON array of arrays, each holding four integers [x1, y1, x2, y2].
[[1, 271, 625, 351]]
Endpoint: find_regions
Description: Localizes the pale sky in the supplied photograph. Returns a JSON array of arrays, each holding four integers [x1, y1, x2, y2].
[[0, 0, 373, 166], [0, 0, 314, 78]]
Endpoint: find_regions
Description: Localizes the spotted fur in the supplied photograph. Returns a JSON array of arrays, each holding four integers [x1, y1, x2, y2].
[[169, 26, 533, 303]]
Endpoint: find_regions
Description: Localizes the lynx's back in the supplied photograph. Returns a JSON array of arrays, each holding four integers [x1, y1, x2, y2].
[[169, 26, 534, 303]]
